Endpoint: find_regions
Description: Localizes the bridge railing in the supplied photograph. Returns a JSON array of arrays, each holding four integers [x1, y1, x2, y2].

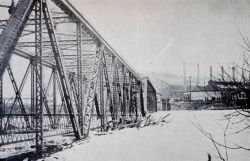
[[0, 114, 73, 146]]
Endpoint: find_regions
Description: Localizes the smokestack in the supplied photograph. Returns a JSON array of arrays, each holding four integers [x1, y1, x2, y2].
[[242, 69, 245, 82], [232, 66, 235, 81], [210, 66, 213, 81], [221, 66, 224, 81], [197, 64, 200, 86], [242, 54, 246, 82], [183, 62, 186, 91]]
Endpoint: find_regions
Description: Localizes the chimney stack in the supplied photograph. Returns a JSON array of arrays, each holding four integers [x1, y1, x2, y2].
[[221, 66, 224, 81], [232, 66, 235, 81], [183, 62, 187, 91], [197, 64, 200, 86], [210, 66, 213, 81]]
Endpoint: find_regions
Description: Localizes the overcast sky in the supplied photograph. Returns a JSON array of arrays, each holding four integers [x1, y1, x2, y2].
[[1, 0, 249, 77], [0, 0, 250, 92], [69, 0, 250, 78]]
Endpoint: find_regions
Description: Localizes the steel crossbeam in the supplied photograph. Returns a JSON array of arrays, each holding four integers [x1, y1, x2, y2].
[[16, 39, 93, 48], [0, 16, 73, 27]]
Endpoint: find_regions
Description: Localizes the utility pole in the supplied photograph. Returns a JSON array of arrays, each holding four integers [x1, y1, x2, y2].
[[188, 76, 192, 107], [183, 62, 186, 92], [197, 64, 200, 86]]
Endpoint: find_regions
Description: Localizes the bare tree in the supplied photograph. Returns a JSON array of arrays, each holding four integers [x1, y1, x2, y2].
[[192, 30, 250, 161]]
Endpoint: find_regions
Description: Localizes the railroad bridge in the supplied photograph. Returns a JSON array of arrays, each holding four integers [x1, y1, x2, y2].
[[0, 0, 145, 157]]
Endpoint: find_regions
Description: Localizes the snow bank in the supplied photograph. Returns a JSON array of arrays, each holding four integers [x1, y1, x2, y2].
[[43, 110, 250, 161], [137, 111, 171, 127]]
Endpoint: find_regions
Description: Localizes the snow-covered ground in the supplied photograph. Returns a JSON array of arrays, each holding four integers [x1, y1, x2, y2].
[[44, 110, 250, 161]]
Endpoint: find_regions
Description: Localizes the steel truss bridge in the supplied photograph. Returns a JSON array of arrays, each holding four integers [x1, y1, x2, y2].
[[0, 0, 145, 157]]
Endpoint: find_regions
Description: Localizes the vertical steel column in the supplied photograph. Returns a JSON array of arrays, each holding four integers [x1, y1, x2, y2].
[[139, 82, 145, 117], [0, 77, 2, 132], [135, 80, 140, 119], [76, 23, 83, 135], [125, 70, 130, 118], [129, 73, 133, 118], [53, 68, 57, 128], [131, 78, 138, 120], [83, 42, 103, 137], [111, 56, 117, 120], [116, 65, 123, 120], [31, 60, 35, 128], [102, 51, 114, 121], [35, 0, 44, 157], [99, 60, 105, 131], [122, 67, 127, 118]]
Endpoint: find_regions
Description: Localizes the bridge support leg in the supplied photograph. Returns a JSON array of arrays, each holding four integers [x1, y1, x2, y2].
[[31, 60, 35, 128], [83, 43, 103, 137], [0, 77, 2, 132], [34, 0, 44, 157], [77, 23, 83, 135], [111, 56, 118, 121], [99, 59, 105, 131], [53, 68, 57, 128]]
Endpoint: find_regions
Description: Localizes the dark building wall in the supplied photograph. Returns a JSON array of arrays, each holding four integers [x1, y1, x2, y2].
[[146, 80, 157, 112], [162, 99, 167, 111], [142, 77, 157, 113]]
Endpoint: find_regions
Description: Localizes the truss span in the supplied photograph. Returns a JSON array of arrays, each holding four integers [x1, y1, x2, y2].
[[0, 0, 145, 157]]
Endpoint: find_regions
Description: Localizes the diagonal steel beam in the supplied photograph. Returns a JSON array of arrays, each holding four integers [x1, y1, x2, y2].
[[42, 0, 80, 140], [102, 49, 114, 121], [0, 0, 36, 78], [4, 64, 31, 130], [51, 0, 140, 81]]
